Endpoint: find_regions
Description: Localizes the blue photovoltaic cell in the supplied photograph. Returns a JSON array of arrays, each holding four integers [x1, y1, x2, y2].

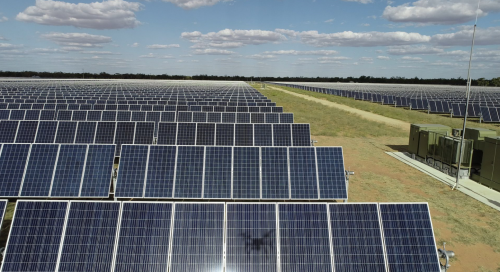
[[0, 201, 68, 272], [196, 123, 215, 145], [87, 111, 102, 121], [24, 110, 40, 120], [72, 111, 87, 121], [15, 121, 38, 143], [55, 122, 77, 143], [80, 145, 114, 197], [157, 123, 177, 145], [177, 112, 192, 122], [316, 147, 347, 199], [176, 123, 196, 145], [251, 113, 265, 123], [144, 145, 176, 198], [9, 110, 25, 120], [102, 111, 117, 121], [58, 201, 120, 272], [0, 144, 30, 196], [262, 147, 289, 199], [50, 145, 87, 197], [75, 122, 96, 144], [203, 147, 231, 199], [0, 110, 10, 120], [226, 204, 277, 272], [35, 121, 57, 143], [20, 144, 59, 197], [279, 204, 332, 272], [280, 113, 294, 123], [236, 113, 250, 123], [273, 124, 291, 146], [39, 110, 56, 120], [116, 111, 131, 122], [292, 124, 311, 146], [380, 203, 440, 272], [170, 203, 224, 272], [254, 124, 273, 146], [57, 110, 72, 121], [161, 112, 176, 122], [174, 146, 204, 198], [146, 112, 161, 136], [329, 204, 387, 272], [114, 122, 135, 156], [193, 112, 207, 123], [222, 112, 236, 123], [94, 122, 115, 144], [215, 124, 234, 146], [233, 147, 260, 199], [289, 148, 318, 199], [134, 122, 154, 145], [207, 112, 221, 123], [235, 124, 253, 146], [131, 111, 146, 122], [265, 113, 279, 124], [114, 202, 173, 272], [0, 121, 19, 143], [115, 145, 148, 198]]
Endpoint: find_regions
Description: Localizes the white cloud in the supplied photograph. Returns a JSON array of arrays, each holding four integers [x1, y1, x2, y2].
[[248, 54, 276, 60], [31, 48, 67, 54], [387, 45, 444, 55], [361, 23, 370, 27], [131, 43, 139, 48], [0, 43, 23, 51], [193, 48, 235, 55], [0, 16, 8, 22], [139, 53, 174, 58], [16, 0, 142, 29], [277, 29, 430, 47], [262, 50, 338, 56], [0, 36, 7, 41], [80, 51, 119, 55], [162, 0, 231, 9], [147, 44, 180, 49], [431, 26, 500, 46], [41, 32, 112, 49], [377, 56, 390, 60], [61, 46, 84, 51], [324, 19, 334, 23], [401, 56, 424, 61], [383, 0, 500, 25], [317, 56, 351, 63], [182, 29, 287, 48], [360, 57, 373, 61], [342, 0, 373, 4]]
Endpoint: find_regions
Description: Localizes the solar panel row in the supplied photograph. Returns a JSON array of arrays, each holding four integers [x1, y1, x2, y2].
[[0, 121, 154, 156], [0, 144, 115, 198], [0, 201, 440, 272], [0, 103, 280, 111], [0, 99, 273, 105], [115, 145, 347, 200], [158, 123, 311, 146]]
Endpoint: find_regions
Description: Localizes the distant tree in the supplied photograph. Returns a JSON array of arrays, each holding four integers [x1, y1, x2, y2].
[[477, 78, 489, 86], [492, 77, 500, 87]]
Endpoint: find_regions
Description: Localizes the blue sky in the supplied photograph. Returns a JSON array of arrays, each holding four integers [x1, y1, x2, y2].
[[0, 0, 499, 78]]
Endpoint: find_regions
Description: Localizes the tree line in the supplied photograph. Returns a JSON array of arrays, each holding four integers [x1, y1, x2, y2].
[[0, 71, 498, 86]]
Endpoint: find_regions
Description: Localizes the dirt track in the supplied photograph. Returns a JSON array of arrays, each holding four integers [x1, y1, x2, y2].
[[268, 86, 410, 132]]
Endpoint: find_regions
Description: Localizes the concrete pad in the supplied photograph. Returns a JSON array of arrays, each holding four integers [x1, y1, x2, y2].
[[386, 151, 500, 212]]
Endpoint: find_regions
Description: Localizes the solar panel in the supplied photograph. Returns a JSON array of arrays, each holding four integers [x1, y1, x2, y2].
[[193, 112, 207, 122], [95, 122, 116, 144], [254, 124, 273, 146], [222, 112, 236, 123], [131, 111, 146, 121], [102, 111, 117, 121], [0, 110, 10, 120], [226, 203, 277, 272], [15, 121, 38, 143], [115, 145, 148, 198], [251, 113, 265, 123], [215, 123, 234, 146], [174, 146, 204, 198], [35, 121, 57, 143], [80, 144, 114, 197], [262, 147, 289, 199], [177, 123, 196, 145], [115, 122, 135, 156], [87, 110, 102, 121], [75, 122, 97, 143], [50, 145, 87, 197], [169, 203, 224, 272], [114, 202, 173, 272], [144, 145, 176, 198], [380, 203, 440, 272], [280, 113, 294, 123], [278, 203, 332, 272], [196, 123, 215, 145], [161, 111, 176, 122], [0, 201, 69, 272], [20, 144, 59, 197], [233, 147, 260, 199], [289, 148, 318, 199], [157, 122, 177, 145], [316, 147, 347, 199], [72, 110, 87, 121], [235, 124, 253, 146], [0, 121, 18, 143], [177, 111, 192, 122], [329, 203, 387, 272], [207, 112, 222, 123], [117, 111, 131, 121], [40, 110, 56, 120], [58, 201, 120, 272], [146, 111, 161, 136], [292, 124, 311, 146], [57, 110, 72, 120], [9, 110, 25, 120], [203, 146, 232, 199], [237, 112, 250, 123], [24, 110, 40, 120], [273, 124, 292, 146], [55, 121, 77, 143], [0, 144, 30, 196], [265, 113, 279, 124], [134, 122, 154, 144]]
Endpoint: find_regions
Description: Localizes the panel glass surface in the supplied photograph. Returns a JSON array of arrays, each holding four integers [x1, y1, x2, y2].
[[193, 112, 207, 122], [55, 122, 77, 144], [160, 112, 176, 122], [226, 203, 277, 272], [0, 144, 30, 196], [50, 145, 87, 197], [74, 122, 96, 144], [34, 121, 57, 143], [114, 122, 135, 156], [222, 112, 236, 123], [72, 111, 87, 121], [176, 123, 196, 145], [235, 124, 253, 146], [116, 111, 131, 122], [58, 202, 120, 272], [24, 110, 40, 120], [86, 111, 102, 121], [380, 203, 440, 272], [15, 121, 38, 143], [131, 111, 146, 122], [291, 124, 311, 146], [20, 144, 59, 197], [265, 113, 279, 124], [101, 111, 117, 121], [233, 147, 260, 199], [170, 203, 224, 272], [207, 112, 222, 123], [196, 123, 215, 145], [115, 145, 148, 198], [0, 121, 18, 143], [262, 147, 289, 199], [39, 110, 56, 120], [173, 146, 204, 198], [316, 147, 347, 199], [1, 201, 68, 272], [94, 122, 115, 144], [215, 124, 234, 146], [279, 204, 332, 272], [177, 112, 192, 122], [203, 147, 231, 199], [329, 204, 387, 272], [236, 113, 250, 123], [280, 113, 294, 123], [273, 124, 292, 146], [253, 124, 273, 146], [144, 145, 176, 198], [157, 123, 177, 145], [289, 148, 318, 199], [134, 122, 154, 145], [114, 202, 173, 272], [80, 145, 114, 197]]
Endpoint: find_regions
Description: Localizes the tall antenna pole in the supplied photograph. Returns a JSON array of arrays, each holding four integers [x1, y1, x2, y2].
[[453, 0, 480, 190]]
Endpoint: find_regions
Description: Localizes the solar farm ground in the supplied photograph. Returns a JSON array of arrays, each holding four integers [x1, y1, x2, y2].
[[252, 83, 500, 272]]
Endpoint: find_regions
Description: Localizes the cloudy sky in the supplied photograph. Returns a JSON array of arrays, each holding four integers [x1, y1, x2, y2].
[[0, 0, 499, 78]]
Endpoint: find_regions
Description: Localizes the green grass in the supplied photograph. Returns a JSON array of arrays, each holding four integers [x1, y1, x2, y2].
[[259, 83, 500, 134]]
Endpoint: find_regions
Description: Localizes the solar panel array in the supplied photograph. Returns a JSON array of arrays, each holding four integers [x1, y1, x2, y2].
[[0, 144, 115, 198], [0, 201, 440, 272]]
